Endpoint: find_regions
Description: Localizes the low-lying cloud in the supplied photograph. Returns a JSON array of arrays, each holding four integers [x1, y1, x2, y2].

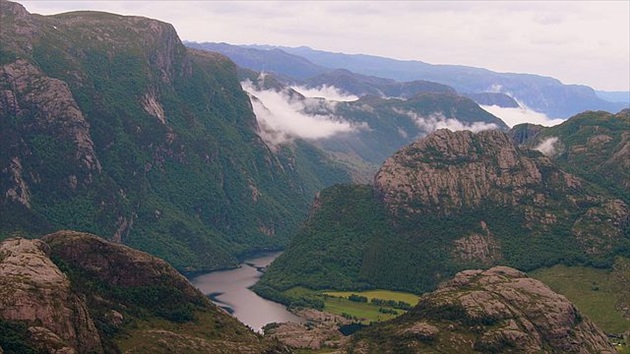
[[242, 80, 361, 146], [480, 105, 565, 128], [534, 137, 560, 156], [291, 85, 359, 102], [481, 86, 565, 128], [396, 109, 499, 134]]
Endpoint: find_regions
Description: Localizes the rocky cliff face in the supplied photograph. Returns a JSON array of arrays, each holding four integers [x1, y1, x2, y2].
[[350, 266, 616, 353], [0, 0, 351, 271], [374, 128, 628, 256], [0, 238, 102, 353], [260, 122, 629, 295], [0, 231, 287, 353], [375, 129, 547, 216]]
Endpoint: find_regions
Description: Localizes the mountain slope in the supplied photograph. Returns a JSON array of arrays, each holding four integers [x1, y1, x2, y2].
[[185, 41, 330, 81], [0, 231, 288, 353], [302, 68, 456, 98], [0, 0, 351, 271], [257, 125, 629, 297], [348, 266, 616, 353], [242, 73, 509, 182], [513, 109, 630, 204]]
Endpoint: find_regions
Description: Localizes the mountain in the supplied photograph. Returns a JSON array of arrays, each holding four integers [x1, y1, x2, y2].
[[185, 41, 330, 81], [242, 73, 509, 181], [301, 68, 456, 98], [461, 92, 520, 108], [514, 109, 630, 204], [596, 91, 630, 105], [256, 120, 629, 298], [193, 42, 628, 118], [0, 231, 288, 353], [347, 266, 616, 353], [323, 92, 508, 164], [0, 0, 352, 271]]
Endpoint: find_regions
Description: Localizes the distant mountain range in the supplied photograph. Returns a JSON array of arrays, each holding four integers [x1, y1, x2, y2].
[[186, 42, 629, 118]]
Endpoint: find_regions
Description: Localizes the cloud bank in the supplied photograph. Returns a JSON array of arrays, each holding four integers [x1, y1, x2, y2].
[[242, 80, 360, 146], [396, 109, 499, 134], [480, 105, 565, 128], [291, 85, 359, 102]]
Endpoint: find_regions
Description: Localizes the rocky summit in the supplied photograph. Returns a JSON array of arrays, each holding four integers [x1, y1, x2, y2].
[[349, 266, 616, 353]]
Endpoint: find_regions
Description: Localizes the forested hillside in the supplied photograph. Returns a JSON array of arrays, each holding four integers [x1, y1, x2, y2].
[[0, 0, 350, 271], [257, 117, 629, 300]]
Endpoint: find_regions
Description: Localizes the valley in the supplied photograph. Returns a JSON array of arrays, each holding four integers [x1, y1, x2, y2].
[[190, 252, 303, 333], [1, 0, 629, 352]]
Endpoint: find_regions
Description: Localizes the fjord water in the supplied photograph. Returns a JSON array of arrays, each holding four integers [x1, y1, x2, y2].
[[190, 252, 302, 332]]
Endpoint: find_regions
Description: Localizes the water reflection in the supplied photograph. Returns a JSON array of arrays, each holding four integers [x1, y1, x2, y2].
[[190, 252, 303, 332]]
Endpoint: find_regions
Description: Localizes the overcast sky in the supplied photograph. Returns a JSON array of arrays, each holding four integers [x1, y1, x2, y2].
[[18, 1, 630, 91]]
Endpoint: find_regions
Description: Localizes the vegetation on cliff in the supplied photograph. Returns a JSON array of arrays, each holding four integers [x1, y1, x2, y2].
[[0, 231, 289, 353], [0, 0, 350, 271], [258, 122, 629, 301], [347, 267, 617, 353]]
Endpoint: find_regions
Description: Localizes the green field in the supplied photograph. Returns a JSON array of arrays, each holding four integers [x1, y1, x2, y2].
[[281, 288, 420, 324], [322, 296, 398, 323], [323, 289, 420, 305], [530, 258, 629, 335]]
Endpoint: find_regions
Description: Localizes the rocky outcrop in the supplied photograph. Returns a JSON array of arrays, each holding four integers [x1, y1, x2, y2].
[[42, 230, 202, 299], [452, 221, 501, 266], [374, 129, 549, 216], [0, 231, 286, 353], [0, 0, 39, 56], [0, 238, 103, 353], [1, 59, 102, 173], [351, 266, 616, 353], [264, 308, 350, 350], [373, 128, 628, 255]]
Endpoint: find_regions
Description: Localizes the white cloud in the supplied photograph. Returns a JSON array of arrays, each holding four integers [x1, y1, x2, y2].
[[534, 137, 560, 157], [290, 85, 359, 102], [241, 80, 360, 146], [396, 109, 498, 134], [480, 105, 565, 128]]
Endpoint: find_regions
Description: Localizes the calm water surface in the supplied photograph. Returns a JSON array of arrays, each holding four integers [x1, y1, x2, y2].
[[190, 252, 303, 332]]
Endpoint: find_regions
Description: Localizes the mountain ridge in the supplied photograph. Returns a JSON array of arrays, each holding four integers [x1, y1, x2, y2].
[[189, 42, 629, 118]]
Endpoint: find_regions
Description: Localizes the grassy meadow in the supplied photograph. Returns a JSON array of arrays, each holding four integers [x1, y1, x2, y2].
[[530, 257, 629, 335], [282, 287, 420, 324]]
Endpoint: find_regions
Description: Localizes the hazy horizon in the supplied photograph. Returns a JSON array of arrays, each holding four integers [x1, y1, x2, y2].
[[17, 1, 630, 92]]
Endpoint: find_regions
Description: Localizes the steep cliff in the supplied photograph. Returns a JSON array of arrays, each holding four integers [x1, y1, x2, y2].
[[348, 266, 616, 353], [0, 0, 351, 271], [259, 121, 629, 295], [0, 232, 288, 353]]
